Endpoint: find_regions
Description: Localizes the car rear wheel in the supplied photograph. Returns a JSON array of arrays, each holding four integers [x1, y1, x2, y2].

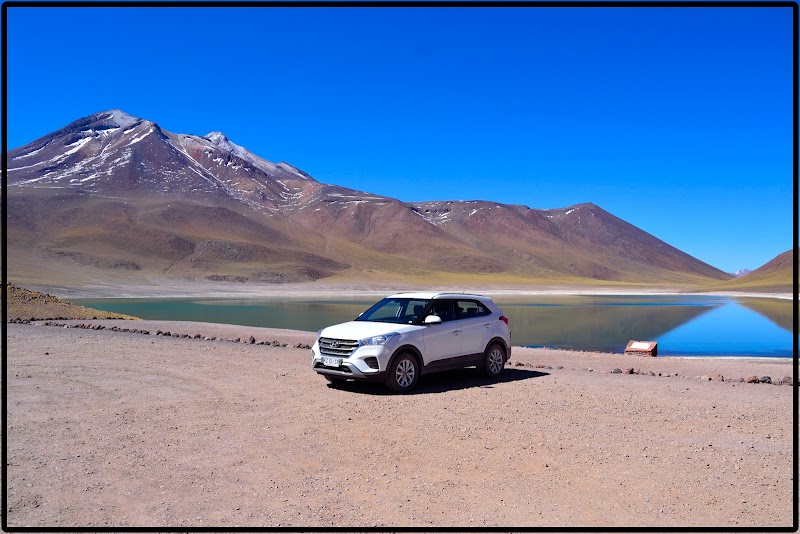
[[385, 353, 419, 393], [482, 343, 506, 378]]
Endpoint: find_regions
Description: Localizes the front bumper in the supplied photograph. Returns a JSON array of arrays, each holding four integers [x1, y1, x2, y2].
[[311, 342, 390, 382]]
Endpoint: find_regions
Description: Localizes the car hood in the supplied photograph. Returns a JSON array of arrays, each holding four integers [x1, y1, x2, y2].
[[319, 321, 424, 341]]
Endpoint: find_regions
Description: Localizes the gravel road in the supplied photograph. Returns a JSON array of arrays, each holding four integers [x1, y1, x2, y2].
[[5, 320, 795, 528]]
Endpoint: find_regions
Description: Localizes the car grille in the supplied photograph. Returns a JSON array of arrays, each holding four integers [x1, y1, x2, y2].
[[319, 337, 359, 357]]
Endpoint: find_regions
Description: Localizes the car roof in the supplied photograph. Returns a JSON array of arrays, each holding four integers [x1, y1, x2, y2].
[[387, 292, 493, 302]]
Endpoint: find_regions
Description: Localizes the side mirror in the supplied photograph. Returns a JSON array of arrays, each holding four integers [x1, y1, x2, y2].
[[424, 315, 442, 324]]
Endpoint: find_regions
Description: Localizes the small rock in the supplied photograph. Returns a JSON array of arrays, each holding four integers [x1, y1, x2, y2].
[[781, 375, 793, 386], [611, 368, 622, 374], [699, 375, 710, 381], [745, 376, 759, 384], [249, 336, 256, 344], [759, 376, 772, 384], [710, 373, 724, 382], [624, 368, 634, 375]]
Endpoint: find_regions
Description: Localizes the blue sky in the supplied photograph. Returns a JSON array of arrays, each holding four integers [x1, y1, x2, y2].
[[5, 5, 795, 274]]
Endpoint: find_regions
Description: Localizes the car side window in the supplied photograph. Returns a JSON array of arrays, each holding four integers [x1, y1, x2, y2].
[[430, 300, 456, 322], [455, 300, 490, 319], [405, 299, 431, 322]]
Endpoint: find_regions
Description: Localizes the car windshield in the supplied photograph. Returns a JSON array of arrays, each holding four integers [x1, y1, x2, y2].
[[356, 298, 431, 324]]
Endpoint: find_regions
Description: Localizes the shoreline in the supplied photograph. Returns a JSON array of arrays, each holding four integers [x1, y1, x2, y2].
[[9, 318, 793, 363], [23, 278, 792, 301], [13, 317, 795, 365]]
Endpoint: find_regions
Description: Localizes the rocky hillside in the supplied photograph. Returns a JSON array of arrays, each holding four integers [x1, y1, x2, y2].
[[6, 284, 139, 320]]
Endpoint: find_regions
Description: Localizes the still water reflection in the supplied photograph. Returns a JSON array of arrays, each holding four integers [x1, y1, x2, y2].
[[74, 295, 793, 357]]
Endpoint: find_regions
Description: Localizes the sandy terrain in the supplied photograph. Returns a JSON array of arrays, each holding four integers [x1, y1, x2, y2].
[[5, 320, 796, 528]]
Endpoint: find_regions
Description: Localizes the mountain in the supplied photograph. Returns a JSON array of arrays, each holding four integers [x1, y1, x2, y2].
[[6, 110, 734, 289], [731, 269, 752, 277], [709, 249, 793, 294]]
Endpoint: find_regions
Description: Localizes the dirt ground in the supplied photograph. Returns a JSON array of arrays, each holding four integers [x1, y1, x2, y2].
[[4, 320, 796, 528]]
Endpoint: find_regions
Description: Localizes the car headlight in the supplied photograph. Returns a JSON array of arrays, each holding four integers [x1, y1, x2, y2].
[[360, 333, 399, 346]]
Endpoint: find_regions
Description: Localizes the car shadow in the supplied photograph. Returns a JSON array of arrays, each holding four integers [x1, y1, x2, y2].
[[326, 367, 549, 396]]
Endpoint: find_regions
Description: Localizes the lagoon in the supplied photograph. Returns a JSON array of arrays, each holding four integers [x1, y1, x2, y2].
[[73, 295, 793, 357]]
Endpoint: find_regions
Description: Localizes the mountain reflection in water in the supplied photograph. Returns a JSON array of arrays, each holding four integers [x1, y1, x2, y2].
[[496, 297, 714, 352]]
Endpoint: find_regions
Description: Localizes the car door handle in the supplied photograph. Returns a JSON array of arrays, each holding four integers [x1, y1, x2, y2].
[[483, 323, 491, 328], [452, 330, 461, 335]]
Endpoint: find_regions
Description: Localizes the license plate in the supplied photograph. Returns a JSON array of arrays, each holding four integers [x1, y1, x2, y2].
[[322, 356, 342, 367]]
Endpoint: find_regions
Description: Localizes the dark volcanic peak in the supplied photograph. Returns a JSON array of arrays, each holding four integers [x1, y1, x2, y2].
[[8, 109, 318, 211]]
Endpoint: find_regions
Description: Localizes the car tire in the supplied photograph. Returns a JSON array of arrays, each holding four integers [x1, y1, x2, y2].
[[482, 343, 506, 378], [385, 352, 419, 393]]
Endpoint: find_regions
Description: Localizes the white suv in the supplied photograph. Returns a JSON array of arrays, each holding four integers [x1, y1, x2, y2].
[[311, 292, 511, 392]]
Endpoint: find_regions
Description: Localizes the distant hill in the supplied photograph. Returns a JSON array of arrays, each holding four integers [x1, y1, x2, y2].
[[731, 269, 752, 277], [7, 109, 734, 289], [705, 249, 793, 294]]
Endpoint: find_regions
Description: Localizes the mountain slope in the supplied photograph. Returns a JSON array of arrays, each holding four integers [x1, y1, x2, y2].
[[7, 109, 734, 288], [704, 249, 794, 293]]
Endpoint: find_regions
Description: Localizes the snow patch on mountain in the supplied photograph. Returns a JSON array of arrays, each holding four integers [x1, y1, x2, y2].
[[13, 144, 48, 160], [203, 132, 315, 183], [63, 137, 93, 156], [277, 161, 313, 180], [106, 109, 140, 129]]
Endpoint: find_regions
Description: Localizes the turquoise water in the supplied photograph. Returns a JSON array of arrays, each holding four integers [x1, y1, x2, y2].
[[73, 295, 794, 357]]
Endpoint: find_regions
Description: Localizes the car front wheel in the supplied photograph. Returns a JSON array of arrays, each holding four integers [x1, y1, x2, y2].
[[482, 343, 506, 378], [385, 352, 419, 393]]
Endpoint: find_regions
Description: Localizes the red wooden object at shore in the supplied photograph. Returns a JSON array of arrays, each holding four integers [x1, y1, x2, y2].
[[625, 340, 658, 356]]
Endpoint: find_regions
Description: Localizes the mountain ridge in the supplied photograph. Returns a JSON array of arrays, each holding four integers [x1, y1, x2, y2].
[[7, 109, 736, 289]]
